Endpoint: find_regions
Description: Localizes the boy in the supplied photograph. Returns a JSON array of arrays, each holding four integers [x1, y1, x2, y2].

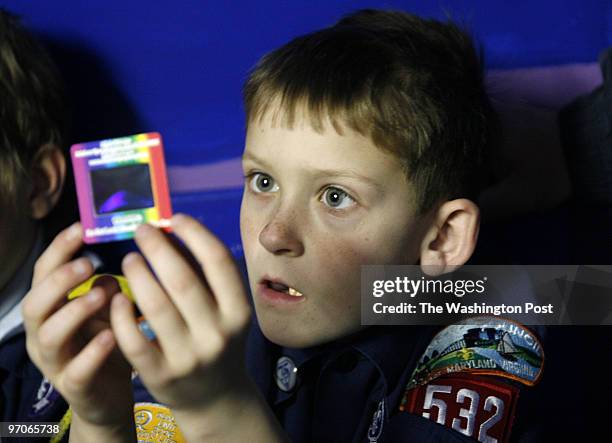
[[23, 9, 544, 442], [0, 7, 72, 424]]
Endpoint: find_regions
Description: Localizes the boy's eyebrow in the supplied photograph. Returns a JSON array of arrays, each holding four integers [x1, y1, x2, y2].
[[311, 168, 383, 190], [242, 151, 265, 164], [242, 151, 383, 190]]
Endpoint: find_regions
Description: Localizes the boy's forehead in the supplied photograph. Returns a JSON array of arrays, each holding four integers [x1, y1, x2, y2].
[[244, 112, 402, 177]]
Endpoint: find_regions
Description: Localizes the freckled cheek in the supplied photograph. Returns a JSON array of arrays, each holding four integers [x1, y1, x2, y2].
[[312, 224, 414, 290], [310, 236, 378, 296]]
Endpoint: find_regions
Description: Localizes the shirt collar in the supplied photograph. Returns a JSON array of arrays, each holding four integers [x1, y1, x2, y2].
[[349, 326, 438, 393], [248, 320, 439, 399]]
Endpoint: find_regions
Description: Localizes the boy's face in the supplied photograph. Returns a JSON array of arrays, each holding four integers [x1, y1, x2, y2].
[[240, 110, 431, 348]]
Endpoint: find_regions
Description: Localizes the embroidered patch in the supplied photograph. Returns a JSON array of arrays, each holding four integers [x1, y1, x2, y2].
[[406, 316, 544, 389], [400, 373, 519, 443], [134, 402, 186, 443], [29, 377, 60, 417], [367, 398, 386, 442]]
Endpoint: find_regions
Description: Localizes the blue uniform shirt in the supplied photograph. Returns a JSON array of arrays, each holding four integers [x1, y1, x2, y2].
[[245, 316, 608, 443], [246, 319, 489, 442]]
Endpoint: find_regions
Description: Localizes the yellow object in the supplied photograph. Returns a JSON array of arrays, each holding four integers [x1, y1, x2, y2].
[[49, 407, 71, 443], [134, 402, 186, 443], [67, 274, 134, 302], [48, 403, 186, 443]]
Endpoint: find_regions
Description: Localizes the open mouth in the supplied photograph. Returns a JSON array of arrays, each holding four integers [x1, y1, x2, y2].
[[264, 279, 304, 297]]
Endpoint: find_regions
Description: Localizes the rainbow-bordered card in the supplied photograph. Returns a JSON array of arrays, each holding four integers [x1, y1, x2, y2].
[[70, 132, 173, 244]]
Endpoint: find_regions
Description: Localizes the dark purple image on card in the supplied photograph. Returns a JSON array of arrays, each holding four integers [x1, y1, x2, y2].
[[90, 163, 154, 214]]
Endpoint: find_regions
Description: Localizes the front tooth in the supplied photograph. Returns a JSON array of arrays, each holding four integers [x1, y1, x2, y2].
[[288, 287, 303, 297]]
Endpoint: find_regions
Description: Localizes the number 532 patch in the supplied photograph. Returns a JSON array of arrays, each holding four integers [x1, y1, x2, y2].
[[399, 373, 519, 443]]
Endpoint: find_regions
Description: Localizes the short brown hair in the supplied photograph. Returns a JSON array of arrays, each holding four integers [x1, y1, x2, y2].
[[243, 9, 496, 212], [0, 9, 67, 204]]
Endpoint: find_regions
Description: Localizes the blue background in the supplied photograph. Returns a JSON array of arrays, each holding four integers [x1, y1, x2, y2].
[[3, 0, 611, 257], [5, 1, 610, 163]]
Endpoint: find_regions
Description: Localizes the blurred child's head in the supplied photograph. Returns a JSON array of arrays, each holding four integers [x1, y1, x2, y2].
[[0, 9, 68, 291], [239, 9, 496, 347]]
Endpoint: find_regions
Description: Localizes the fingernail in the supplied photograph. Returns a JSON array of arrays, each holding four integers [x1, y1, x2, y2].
[[65, 222, 82, 241], [172, 213, 186, 225], [86, 288, 103, 303], [112, 293, 129, 307], [97, 330, 114, 346], [135, 223, 154, 238], [73, 258, 90, 275], [122, 252, 139, 267]]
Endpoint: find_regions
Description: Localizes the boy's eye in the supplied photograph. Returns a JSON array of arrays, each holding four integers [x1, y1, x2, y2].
[[321, 187, 356, 209], [248, 173, 279, 193]]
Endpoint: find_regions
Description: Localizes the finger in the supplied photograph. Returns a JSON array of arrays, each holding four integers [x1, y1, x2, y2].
[[121, 253, 194, 365], [32, 222, 84, 286], [110, 293, 166, 384], [171, 214, 250, 328], [36, 287, 109, 370], [133, 222, 218, 331], [22, 257, 95, 333], [60, 328, 117, 397]]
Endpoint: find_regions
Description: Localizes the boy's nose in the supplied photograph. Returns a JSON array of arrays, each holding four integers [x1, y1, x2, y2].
[[258, 220, 304, 257]]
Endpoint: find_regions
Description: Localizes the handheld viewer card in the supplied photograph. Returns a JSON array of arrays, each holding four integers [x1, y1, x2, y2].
[[70, 132, 173, 244]]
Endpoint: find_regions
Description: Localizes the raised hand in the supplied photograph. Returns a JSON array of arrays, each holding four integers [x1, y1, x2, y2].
[[110, 214, 286, 441], [22, 223, 135, 441]]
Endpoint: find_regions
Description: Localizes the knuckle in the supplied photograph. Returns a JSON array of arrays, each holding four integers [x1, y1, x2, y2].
[[169, 356, 199, 378], [142, 297, 169, 319], [165, 270, 195, 296], [67, 297, 92, 319], [32, 257, 47, 281], [224, 302, 252, 333], [196, 331, 226, 362], [21, 296, 38, 323], [211, 335, 228, 357], [37, 327, 58, 351], [123, 339, 151, 362], [25, 338, 41, 365], [234, 303, 252, 328], [209, 243, 234, 267], [152, 371, 172, 389], [50, 266, 70, 288]]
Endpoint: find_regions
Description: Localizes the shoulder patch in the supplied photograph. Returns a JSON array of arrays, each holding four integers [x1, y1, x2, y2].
[[400, 373, 519, 443], [406, 316, 544, 389], [134, 402, 186, 443]]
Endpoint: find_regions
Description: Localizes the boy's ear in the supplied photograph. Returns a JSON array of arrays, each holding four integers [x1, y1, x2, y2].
[[29, 143, 66, 220], [419, 199, 480, 276]]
